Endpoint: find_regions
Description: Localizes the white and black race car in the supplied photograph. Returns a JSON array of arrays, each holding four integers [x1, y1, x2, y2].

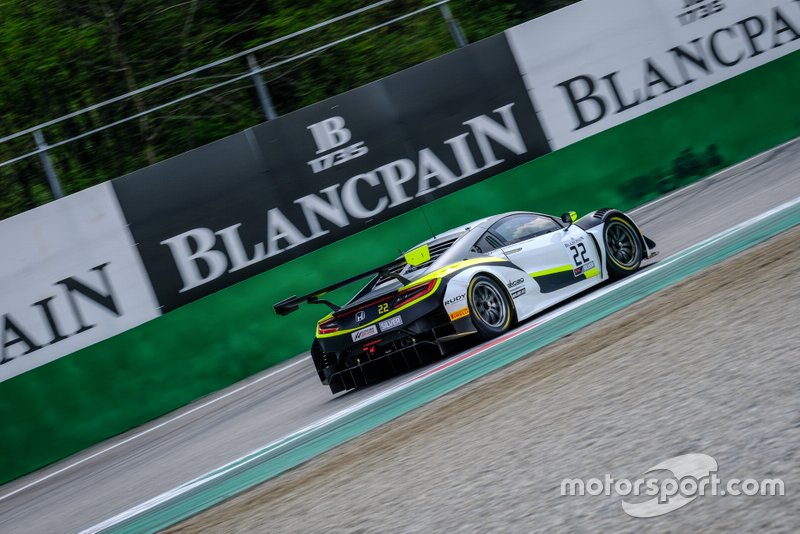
[[275, 209, 656, 393]]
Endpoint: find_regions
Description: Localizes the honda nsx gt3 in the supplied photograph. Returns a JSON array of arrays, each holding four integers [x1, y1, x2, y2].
[[275, 209, 656, 393]]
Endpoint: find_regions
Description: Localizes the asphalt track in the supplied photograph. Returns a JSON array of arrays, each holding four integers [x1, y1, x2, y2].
[[1, 138, 799, 534]]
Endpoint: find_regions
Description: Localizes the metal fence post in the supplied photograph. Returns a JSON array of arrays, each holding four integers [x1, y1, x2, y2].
[[439, 4, 468, 48], [247, 53, 278, 121], [33, 130, 64, 200]]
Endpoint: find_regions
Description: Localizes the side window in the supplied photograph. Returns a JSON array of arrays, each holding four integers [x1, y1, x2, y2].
[[491, 214, 560, 245], [472, 231, 504, 253]]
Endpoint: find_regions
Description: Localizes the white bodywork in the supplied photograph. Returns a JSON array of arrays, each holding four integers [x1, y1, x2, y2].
[[440, 218, 645, 323]]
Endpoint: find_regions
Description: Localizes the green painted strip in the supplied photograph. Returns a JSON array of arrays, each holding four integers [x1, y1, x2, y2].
[[106, 200, 800, 533], [3, 50, 799, 485]]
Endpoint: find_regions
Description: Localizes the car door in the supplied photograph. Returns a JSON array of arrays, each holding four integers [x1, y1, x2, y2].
[[486, 213, 602, 301]]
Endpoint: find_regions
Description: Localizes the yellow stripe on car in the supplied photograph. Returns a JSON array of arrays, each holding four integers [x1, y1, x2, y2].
[[583, 267, 600, 278], [407, 257, 507, 286], [315, 257, 509, 339], [315, 278, 442, 338], [529, 264, 573, 278]]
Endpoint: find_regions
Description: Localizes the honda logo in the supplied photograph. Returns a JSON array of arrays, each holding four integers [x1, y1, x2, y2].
[[355, 310, 366, 323]]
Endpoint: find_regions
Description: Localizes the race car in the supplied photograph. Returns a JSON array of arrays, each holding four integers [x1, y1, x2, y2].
[[274, 209, 656, 393]]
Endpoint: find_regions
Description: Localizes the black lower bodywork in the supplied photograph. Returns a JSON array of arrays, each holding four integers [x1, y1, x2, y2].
[[311, 302, 475, 394]]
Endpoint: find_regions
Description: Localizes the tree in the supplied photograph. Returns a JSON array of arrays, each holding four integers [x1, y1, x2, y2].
[[0, 0, 579, 220]]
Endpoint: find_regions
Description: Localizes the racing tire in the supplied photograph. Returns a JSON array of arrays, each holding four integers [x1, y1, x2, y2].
[[604, 216, 643, 279], [467, 275, 513, 340]]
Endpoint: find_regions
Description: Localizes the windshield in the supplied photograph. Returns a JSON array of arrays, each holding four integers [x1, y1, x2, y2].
[[492, 214, 560, 245]]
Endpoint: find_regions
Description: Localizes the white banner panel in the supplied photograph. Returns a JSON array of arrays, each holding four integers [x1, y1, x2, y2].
[[0, 184, 160, 381], [507, 0, 800, 149]]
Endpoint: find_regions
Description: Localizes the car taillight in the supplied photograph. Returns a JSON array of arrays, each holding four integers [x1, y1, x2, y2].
[[392, 279, 437, 309], [362, 339, 382, 354], [317, 320, 340, 335]]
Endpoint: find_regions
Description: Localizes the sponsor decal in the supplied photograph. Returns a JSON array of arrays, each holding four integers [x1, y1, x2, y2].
[[566, 236, 592, 273], [511, 287, 526, 299], [507, 277, 525, 288], [573, 261, 595, 276], [444, 294, 466, 306], [355, 310, 366, 323], [351, 324, 379, 342], [379, 315, 403, 331], [449, 307, 470, 320]]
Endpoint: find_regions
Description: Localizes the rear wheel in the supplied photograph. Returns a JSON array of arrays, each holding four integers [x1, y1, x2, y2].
[[604, 216, 643, 279], [467, 275, 513, 340]]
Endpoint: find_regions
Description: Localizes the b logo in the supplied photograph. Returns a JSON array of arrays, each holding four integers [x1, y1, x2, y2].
[[306, 116, 368, 173], [307, 116, 352, 154]]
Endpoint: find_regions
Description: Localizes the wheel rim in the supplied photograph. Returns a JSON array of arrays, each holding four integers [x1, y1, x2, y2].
[[471, 280, 507, 328], [605, 221, 639, 267]]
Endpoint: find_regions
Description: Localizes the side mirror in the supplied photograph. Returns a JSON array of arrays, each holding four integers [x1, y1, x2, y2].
[[561, 211, 578, 228]]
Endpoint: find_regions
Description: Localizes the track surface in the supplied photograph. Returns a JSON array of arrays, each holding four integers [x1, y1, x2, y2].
[[172, 222, 800, 533], [1, 139, 799, 533]]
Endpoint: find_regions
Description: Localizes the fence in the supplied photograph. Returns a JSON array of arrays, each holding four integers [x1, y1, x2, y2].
[[0, 0, 467, 218]]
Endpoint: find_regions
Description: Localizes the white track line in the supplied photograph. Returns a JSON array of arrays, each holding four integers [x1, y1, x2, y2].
[[83, 194, 800, 534], [0, 356, 310, 503]]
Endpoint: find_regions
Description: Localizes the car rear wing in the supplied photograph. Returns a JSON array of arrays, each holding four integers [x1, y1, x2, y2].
[[273, 244, 432, 316]]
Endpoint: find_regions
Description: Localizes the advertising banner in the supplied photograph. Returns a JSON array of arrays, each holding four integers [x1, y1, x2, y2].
[[506, 0, 800, 149], [0, 184, 160, 381], [113, 34, 552, 312]]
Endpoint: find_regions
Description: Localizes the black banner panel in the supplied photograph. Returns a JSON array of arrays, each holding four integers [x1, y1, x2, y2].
[[113, 34, 551, 311]]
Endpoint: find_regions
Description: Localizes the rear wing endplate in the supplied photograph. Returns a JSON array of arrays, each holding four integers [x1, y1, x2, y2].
[[273, 259, 404, 316], [273, 244, 431, 316]]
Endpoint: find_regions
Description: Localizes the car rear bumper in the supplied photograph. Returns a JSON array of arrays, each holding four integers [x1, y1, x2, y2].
[[313, 307, 476, 393]]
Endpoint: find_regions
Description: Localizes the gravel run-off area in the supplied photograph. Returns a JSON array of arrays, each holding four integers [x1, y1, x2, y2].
[[171, 227, 800, 533]]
